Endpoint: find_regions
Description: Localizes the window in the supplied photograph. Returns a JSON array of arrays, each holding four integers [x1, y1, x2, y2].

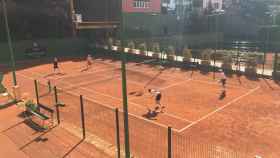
[[214, 2, 219, 9], [133, 0, 151, 8]]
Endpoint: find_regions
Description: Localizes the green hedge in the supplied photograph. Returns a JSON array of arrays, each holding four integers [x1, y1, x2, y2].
[[0, 38, 88, 63]]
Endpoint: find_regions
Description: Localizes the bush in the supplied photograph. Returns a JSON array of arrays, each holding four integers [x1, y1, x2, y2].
[[138, 43, 147, 55], [182, 48, 192, 62], [275, 62, 280, 71], [115, 40, 122, 51], [167, 46, 175, 55], [151, 42, 160, 53], [211, 52, 224, 61], [248, 53, 264, 64], [246, 57, 257, 68], [151, 43, 161, 58], [167, 45, 175, 61], [127, 41, 135, 49], [245, 57, 257, 76], [273, 71, 280, 80], [107, 37, 114, 49], [201, 49, 212, 66], [222, 55, 233, 72], [127, 41, 135, 53]]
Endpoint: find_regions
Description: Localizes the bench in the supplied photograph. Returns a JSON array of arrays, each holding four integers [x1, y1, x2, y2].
[[26, 104, 54, 129]]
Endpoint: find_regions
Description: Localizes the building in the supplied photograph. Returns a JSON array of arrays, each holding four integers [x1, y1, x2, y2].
[[203, 0, 223, 10], [175, 0, 193, 20], [123, 0, 161, 13], [72, 0, 178, 38], [223, 0, 240, 9]]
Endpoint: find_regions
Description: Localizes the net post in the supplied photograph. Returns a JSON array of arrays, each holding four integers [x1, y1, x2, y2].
[[80, 95, 86, 139], [54, 86, 60, 125], [115, 108, 121, 158], [168, 126, 172, 158], [34, 80, 39, 105]]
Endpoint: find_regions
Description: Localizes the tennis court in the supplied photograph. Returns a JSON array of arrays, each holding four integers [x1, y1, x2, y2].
[[5, 57, 280, 157]]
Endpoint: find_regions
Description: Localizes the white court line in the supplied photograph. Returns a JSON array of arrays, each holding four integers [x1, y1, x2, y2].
[[163, 113, 193, 124], [178, 86, 260, 133], [56, 75, 121, 90], [159, 79, 192, 91], [54, 66, 116, 80], [128, 101, 193, 124], [17, 72, 36, 80], [193, 79, 249, 90], [61, 80, 193, 124], [128, 78, 192, 101], [118, 78, 145, 87]]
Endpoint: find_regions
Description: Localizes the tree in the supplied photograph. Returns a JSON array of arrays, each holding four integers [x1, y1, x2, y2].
[[221, 55, 233, 73], [151, 42, 161, 58], [245, 57, 257, 77], [0, 0, 72, 40], [240, 0, 269, 24], [167, 45, 176, 61], [138, 43, 147, 55], [182, 48, 192, 62], [127, 41, 135, 53]]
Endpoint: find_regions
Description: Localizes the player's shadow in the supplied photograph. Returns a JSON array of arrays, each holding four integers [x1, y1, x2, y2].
[[80, 67, 91, 72], [263, 78, 274, 90], [144, 70, 164, 88], [219, 90, 226, 100], [129, 91, 143, 97], [142, 110, 159, 120]]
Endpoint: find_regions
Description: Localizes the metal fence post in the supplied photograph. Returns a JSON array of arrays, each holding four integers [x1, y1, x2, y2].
[[168, 126, 172, 158], [115, 108, 121, 158], [54, 86, 60, 125], [48, 80, 52, 93], [2, 0, 17, 86], [80, 95, 86, 139], [34, 80, 39, 104], [262, 51, 265, 75], [273, 52, 278, 75]]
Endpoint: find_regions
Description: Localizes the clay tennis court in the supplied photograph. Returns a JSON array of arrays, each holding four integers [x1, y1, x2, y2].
[[3, 56, 280, 157]]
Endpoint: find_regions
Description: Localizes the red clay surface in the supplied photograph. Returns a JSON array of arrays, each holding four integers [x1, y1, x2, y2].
[[2, 57, 280, 158]]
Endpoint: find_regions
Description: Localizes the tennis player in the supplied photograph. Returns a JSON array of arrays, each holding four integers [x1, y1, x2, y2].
[[148, 89, 164, 112], [218, 69, 227, 99], [219, 69, 227, 88], [86, 54, 93, 70], [53, 57, 60, 74]]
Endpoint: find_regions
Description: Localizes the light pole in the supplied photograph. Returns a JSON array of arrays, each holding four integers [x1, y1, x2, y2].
[[2, 0, 17, 86], [119, 0, 130, 157]]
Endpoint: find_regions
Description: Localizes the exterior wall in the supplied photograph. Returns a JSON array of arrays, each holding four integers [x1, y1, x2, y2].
[[123, 0, 161, 13]]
